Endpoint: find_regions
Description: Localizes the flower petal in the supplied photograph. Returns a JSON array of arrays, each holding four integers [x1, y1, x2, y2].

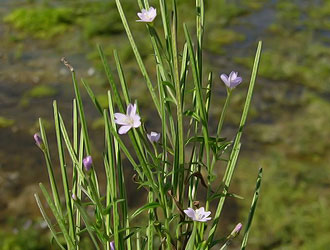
[[132, 114, 141, 128], [197, 207, 205, 214], [118, 125, 132, 134], [220, 74, 230, 87], [150, 8, 156, 17], [229, 71, 235, 80], [127, 103, 137, 116], [203, 211, 211, 218], [230, 77, 242, 88], [184, 208, 195, 219], [126, 104, 133, 116], [114, 113, 129, 125], [133, 119, 141, 128], [148, 131, 161, 142], [198, 217, 212, 222]]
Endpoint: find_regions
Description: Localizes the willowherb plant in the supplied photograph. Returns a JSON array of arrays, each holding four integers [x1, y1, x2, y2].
[[34, 0, 263, 249]]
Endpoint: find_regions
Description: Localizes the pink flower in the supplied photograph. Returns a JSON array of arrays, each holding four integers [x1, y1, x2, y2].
[[83, 156, 93, 172], [114, 103, 141, 134], [137, 7, 157, 23], [147, 131, 161, 143], [184, 207, 211, 222], [220, 71, 243, 89]]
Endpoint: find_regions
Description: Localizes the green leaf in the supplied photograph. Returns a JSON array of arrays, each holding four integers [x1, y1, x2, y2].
[[39, 183, 75, 249], [34, 194, 66, 250], [241, 168, 263, 250], [185, 222, 197, 250], [131, 202, 162, 219], [162, 81, 176, 92], [74, 200, 102, 249], [185, 136, 226, 146]]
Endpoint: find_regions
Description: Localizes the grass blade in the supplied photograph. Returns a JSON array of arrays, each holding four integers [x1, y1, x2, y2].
[[34, 193, 66, 250], [53, 101, 76, 242], [114, 50, 131, 105], [130, 202, 162, 219], [104, 109, 121, 249], [39, 183, 75, 249], [38, 118, 62, 216], [241, 168, 263, 250], [73, 201, 101, 250], [98, 45, 125, 112]]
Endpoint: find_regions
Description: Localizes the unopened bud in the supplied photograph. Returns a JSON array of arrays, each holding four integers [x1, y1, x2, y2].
[[110, 241, 115, 250], [72, 193, 77, 201], [231, 223, 243, 237], [34, 133, 44, 149], [83, 156, 93, 172]]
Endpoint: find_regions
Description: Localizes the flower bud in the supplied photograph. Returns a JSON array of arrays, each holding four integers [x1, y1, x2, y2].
[[83, 156, 93, 172], [72, 193, 77, 201], [230, 223, 243, 237], [110, 241, 115, 250], [147, 131, 161, 143], [34, 133, 44, 149]]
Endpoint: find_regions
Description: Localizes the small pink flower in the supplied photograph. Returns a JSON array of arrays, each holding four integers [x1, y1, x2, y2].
[[220, 71, 243, 89], [137, 7, 157, 23], [83, 156, 93, 172], [114, 103, 141, 134], [147, 131, 161, 143], [184, 207, 211, 222]]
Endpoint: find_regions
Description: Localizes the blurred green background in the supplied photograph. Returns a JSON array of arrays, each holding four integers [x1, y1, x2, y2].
[[0, 0, 329, 249]]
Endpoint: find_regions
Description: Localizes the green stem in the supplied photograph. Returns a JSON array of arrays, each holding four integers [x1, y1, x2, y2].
[[39, 119, 62, 216], [185, 222, 197, 250], [217, 90, 232, 136], [53, 101, 75, 244], [205, 90, 232, 211]]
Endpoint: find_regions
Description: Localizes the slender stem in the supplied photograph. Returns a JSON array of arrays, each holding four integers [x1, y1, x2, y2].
[[39, 119, 62, 216], [205, 90, 232, 212], [53, 101, 75, 244], [147, 192, 154, 250], [241, 168, 263, 250], [217, 90, 232, 136]]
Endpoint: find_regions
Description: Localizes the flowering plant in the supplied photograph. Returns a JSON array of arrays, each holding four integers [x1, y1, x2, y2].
[[34, 0, 262, 249]]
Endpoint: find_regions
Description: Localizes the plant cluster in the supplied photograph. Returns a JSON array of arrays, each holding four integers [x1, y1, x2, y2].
[[34, 0, 262, 249]]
